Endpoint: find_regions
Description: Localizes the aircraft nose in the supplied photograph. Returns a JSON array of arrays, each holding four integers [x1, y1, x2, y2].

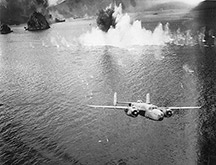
[[158, 110, 164, 121]]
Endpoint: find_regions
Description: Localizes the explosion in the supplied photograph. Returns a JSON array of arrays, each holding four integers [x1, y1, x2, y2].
[[80, 4, 172, 47]]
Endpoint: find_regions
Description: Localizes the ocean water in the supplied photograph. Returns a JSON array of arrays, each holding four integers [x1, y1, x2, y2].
[[0, 17, 215, 165]]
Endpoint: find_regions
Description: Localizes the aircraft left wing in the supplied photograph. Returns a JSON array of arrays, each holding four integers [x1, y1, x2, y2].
[[160, 106, 201, 110], [87, 105, 128, 110]]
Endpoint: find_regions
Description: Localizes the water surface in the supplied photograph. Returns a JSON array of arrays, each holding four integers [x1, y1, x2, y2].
[[0, 20, 213, 165]]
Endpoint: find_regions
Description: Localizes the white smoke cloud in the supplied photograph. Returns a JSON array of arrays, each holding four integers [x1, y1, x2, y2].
[[79, 4, 198, 48], [79, 5, 172, 48], [48, 0, 65, 6], [166, 0, 203, 6]]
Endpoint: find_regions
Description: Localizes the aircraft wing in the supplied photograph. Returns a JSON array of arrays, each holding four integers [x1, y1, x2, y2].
[[160, 106, 201, 110], [87, 105, 128, 110]]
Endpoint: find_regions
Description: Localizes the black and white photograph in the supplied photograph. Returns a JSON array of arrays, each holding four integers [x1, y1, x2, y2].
[[0, 0, 216, 164]]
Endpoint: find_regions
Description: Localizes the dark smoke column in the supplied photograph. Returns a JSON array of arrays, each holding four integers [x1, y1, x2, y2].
[[96, 7, 116, 32]]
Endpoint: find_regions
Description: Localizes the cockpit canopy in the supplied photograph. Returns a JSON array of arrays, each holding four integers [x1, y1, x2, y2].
[[149, 106, 158, 110], [137, 100, 143, 103]]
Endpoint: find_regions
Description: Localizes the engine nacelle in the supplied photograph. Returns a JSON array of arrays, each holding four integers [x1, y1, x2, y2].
[[164, 109, 173, 118], [132, 110, 139, 117], [124, 107, 139, 118]]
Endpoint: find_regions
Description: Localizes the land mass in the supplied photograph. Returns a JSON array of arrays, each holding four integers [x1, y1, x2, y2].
[[0, 24, 13, 34], [25, 12, 50, 31], [1, 0, 215, 34]]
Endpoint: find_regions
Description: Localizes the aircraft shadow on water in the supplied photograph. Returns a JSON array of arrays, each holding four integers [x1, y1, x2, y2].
[[88, 93, 201, 121]]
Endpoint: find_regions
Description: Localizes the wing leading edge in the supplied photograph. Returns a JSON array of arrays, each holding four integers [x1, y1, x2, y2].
[[160, 106, 201, 110], [87, 105, 128, 110]]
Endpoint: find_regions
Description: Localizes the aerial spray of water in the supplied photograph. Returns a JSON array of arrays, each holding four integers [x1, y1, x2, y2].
[[79, 4, 173, 48], [79, 4, 198, 48]]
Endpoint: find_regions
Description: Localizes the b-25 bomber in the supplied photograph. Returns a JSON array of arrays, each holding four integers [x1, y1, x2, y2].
[[88, 93, 201, 121]]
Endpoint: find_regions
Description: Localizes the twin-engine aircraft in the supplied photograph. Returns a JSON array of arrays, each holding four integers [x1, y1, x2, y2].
[[88, 93, 201, 121]]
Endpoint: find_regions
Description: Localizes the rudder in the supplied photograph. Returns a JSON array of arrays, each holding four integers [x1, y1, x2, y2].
[[146, 93, 150, 104], [114, 92, 117, 106]]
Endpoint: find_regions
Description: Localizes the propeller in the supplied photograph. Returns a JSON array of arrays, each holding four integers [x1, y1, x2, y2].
[[164, 109, 173, 117]]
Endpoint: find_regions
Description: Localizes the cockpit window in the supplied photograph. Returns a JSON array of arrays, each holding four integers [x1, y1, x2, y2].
[[150, 106, 157, 110], [137, 100, 143, 103]]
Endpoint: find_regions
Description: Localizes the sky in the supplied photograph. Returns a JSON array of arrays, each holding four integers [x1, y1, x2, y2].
[[0, 0, 205, 6], [178, 0, 204, 5], [47, 0, 205, 6]]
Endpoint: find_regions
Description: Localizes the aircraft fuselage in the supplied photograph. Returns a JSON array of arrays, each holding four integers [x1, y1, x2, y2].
[[126, 102, 165, 121]]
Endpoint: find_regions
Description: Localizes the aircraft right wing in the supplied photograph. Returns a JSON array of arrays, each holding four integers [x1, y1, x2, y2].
[[87, 105, 128, 110], [164, 106, 201, 110]]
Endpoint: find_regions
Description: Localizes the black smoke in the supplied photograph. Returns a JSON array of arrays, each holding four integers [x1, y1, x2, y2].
[[96, 8, 116, 32]]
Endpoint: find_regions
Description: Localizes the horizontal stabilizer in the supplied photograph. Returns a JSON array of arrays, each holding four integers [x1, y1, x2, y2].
[[117, 101, 132, 105]]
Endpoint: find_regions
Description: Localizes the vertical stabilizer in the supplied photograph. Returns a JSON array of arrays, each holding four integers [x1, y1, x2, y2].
[[146, 93, 150, 104], [114, 92, 117, 106]]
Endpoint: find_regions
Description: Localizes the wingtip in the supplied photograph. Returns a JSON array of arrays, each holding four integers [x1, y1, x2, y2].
[[87, 105, 101, 108], [87, 105, 94, 107]]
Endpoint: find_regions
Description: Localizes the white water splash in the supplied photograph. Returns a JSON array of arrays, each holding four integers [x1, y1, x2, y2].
[[79, 4, 199, 48], [183, 64, 194, 73], [172, 29, 197, 46], [49, 32, 76, 51], [79, 5, 172, 48]]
